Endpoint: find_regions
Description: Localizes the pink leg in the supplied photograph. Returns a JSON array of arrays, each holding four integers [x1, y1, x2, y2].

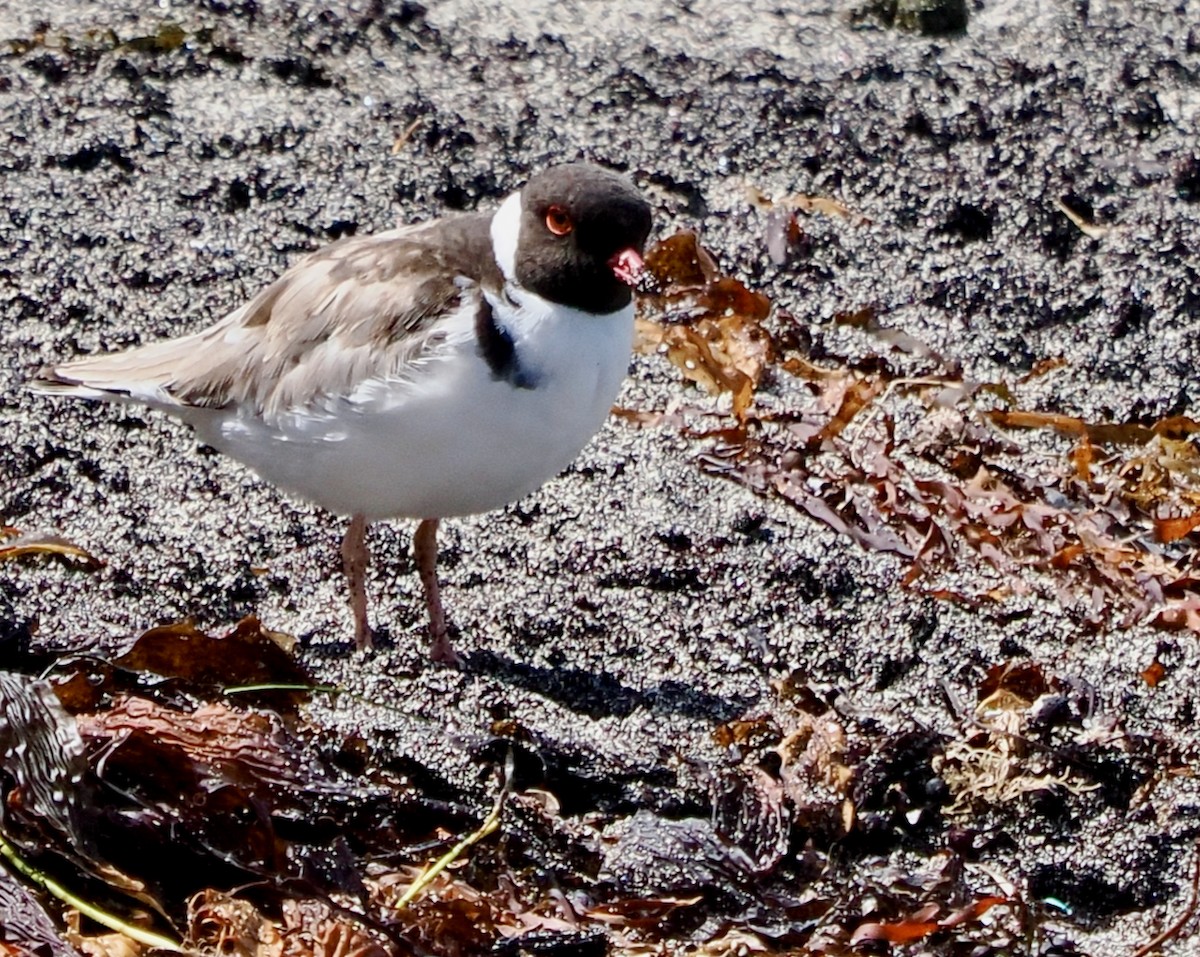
[[341, 514, 373, 651], [414, 518, 458, 664]]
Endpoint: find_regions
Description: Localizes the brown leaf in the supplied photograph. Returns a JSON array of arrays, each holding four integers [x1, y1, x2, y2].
[[280, 900, 390, 957], [76, 697, 315, 800], [817, 376, 885, 444], [850, 916, 940, 944], [0, 529, 102, 569], [938, 895, 1008, 928], [713, 715, 778, 749], [1152, 415, 1200, 438], [51, 667, 114, 714], [67, 931, 144, 957], [116, 616, 306, 698], [643, 230, 720, 288], [979, 661, 1046, 714], [73, 695, 367, 893], [776, 711, 854, 835], [637, 231, 774, 420], [1019, 356, 1068, 383], [64, 911, 147, 957], [1071, 436, 1095, 481], [188, 890, 282, 957], [610, 404, 688, 430], [1141, 660, 1167, 687], [1155, 512, 1200, 543], [1155, 597, 1200, 631], [641, 313, 772, 420], [851, 896, 1008, 944], [586, 896, 703, 928], [991, 409, 1200, 445], [1050, 544, 1086, 569], [711, 767, 790, 875], [990, 409, 1091, 438], [779, 355, 847, 382], [746, 186, 869, 224], [777, 713, 853, 797]]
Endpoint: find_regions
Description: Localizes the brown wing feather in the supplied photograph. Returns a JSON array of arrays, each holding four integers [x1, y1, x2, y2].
[[33, 214, 499, 419]]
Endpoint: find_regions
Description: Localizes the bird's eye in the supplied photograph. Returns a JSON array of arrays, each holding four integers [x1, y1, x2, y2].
[[545, 205, 574, 236]]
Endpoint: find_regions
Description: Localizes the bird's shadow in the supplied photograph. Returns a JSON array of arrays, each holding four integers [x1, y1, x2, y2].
[[302, 626, 757, 725], [458, 648, 756, 723]]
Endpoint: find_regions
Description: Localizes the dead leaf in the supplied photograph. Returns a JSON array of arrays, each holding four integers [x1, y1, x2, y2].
[[636, 231, 774, 420], [1071, 436, 1095, 481], [76, 696, 318, 803], [1155, 512, 1200, 543], [938, 895, 1009, 928], [1141, 660, 1167, 687], [1055, 196, 1110, 238], [1019, 357, 1068, 383], [850, 914, 939, 944], [745, 185, 869, 224], [116, 616, 305, 696], [850, 895, 1008, 943], [586, 896, 703, 928], [0, 529, 102, 569], [64, 912, 148, 957], [990, 409, 1200, 445], [188, 890, 282, 957], [977, 661, 1049, 712], [713, 715, 778, 750]]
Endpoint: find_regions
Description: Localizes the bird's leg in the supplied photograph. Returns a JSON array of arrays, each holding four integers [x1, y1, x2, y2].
[[341, 513, 373, 651], [414, 517, 457, 664]]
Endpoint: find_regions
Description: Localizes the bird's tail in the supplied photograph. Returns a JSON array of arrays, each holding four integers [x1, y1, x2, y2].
[[29, 339, 194, 408]]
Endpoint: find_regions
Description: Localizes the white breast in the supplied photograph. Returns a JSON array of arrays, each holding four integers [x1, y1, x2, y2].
[[197, 291, 634, 520]]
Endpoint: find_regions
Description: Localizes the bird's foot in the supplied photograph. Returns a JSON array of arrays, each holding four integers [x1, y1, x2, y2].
[[343, 513, 374, 652], [354, 619, 375, 653], [415, 517, 459, 665], [428, 627, 461, 666]]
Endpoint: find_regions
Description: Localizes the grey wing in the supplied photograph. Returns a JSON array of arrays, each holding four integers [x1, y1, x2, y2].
[[31, 225, 472, 420]]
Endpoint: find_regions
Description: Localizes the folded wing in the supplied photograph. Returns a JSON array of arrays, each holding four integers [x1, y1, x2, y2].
[[31, 221, 486, 422]]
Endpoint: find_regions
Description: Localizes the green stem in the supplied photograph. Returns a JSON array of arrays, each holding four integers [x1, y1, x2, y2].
[[0, 830, 184, 952], [395, 791, 505, 910]]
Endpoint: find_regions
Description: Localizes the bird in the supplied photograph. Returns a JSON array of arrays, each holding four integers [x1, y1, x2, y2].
[[31, 162, 653, 663]]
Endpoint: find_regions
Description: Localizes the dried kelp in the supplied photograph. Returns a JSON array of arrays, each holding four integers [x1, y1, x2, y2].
[[633, 230, 1200, 639]]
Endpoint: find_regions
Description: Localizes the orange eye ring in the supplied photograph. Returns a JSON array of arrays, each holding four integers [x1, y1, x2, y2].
[[545, 205, 574, 236]]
